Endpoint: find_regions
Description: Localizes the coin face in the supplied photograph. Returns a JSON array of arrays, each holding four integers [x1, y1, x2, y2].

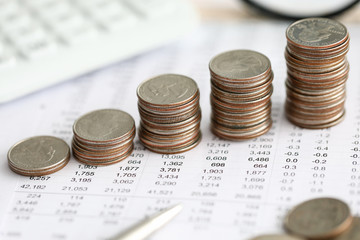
[[286, 18, 347, 48], [137, 74, 198, 106], [284, 198, 352, 239], [8, 136, 70, 172], [73, 109, 135, 142], [333, 217, 360, 240], [250, 234, 305, 240], [209, 50, 270, 80]]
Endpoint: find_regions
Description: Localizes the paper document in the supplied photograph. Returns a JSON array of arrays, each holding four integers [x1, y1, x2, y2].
[[0, 22, 360, 240]]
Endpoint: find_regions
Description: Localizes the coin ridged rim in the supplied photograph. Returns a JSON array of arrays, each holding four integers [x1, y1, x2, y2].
[[332, 217, 360, 240], [141, 133, 202, 154], [211, 119, 272, 140], [9, 157, 70, 176], [286, 112, 345, 129], [74, 144, 134, 166]]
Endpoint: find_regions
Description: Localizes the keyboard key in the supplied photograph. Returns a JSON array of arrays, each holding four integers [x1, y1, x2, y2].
[[17, 37, 57, 59], [0, 47, 16, 68], [86, 2, 138, 31], [6, 24, 48, 45], [124, 0, 177, 18], [0, 12, 34, 33], [58, 23, 99, 44], [0, 1, 20, 18]]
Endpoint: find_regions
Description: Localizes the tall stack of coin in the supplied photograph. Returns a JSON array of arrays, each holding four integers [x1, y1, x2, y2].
[[72, 109, 135, 165], [209, 49, 273, 140], [285, 18, 349, 128], [137, 74, 201, 154], [8, 136, 70, 176]]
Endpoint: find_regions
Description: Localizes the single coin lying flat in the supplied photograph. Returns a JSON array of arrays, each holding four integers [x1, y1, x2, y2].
[[284, 197, 353, 239], [8, 136, 70, 176]]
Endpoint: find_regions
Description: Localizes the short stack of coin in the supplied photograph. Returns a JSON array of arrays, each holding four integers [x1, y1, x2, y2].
[[250, 197, 360, 240], [72, 109, 135, 165], [209, 49, 273, 140], [8, 136, 70, 176], [137, 74, 201, 154], [285, 18, 349, 129]]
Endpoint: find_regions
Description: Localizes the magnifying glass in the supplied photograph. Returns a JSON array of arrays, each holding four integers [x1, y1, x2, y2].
[[243, 0, 360, 19]]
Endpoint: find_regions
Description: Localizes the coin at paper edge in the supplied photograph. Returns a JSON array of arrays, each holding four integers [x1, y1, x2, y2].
[[249, 234, 306, 240], [284, 197, 353, 239], [333, 217, 360, 240]]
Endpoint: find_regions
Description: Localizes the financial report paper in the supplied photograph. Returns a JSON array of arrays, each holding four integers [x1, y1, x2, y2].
[[0, 22, 360, 240]]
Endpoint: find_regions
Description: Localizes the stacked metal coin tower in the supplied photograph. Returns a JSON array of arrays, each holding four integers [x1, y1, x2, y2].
[[285, 18, 349, 129], [72, 109, 136, 165], [137, 74, 201, 154], [209, 49, 273, 140]]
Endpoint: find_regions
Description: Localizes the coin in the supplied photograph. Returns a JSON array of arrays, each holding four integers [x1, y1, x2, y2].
[[72, 109, 135, 165], [137, 74, 198, 107], [73, 109, 135, 143], [286, 18, 348, 49], [284, 198, 353, 239], [332, 217, 360, 240], [285, 18, 349, 129], [209, 49, 273, 140], [8, 136, 70, 176], [209, 49, 271, 81], [250, 234, 305, 240], [137, 74, 201, 154]]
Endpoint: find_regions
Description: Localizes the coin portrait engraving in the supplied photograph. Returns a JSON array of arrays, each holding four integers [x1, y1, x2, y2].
[[137, 74, 198, 105], [217, 55, 263, 76], [18, 139, 56, 163], [146, 81, 189, 102], [209, 50, 270, 80], [8, 136, 70, 175], [297, 23, 332, 43], [73, 109, 135, 142], [287, 18, 347, 48]]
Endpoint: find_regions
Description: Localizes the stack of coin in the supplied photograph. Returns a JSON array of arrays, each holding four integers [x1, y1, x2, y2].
[[8, 136, 70, 176], [72, 109, 135, 165], [285, 18, 349, 129], [209, 49, 273, 140], [137, 74, 201, 154], [250, 197, 360, 240]]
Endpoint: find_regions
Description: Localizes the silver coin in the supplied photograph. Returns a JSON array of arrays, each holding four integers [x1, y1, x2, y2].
[[73, 109, 135, 143], [284, 197, 352, 239], [286, 18, 348, 49], [137, 74, 198, 106], [209, 49, 271, 80], [250, 234, 305, 240], [333, 217, 360, 240], [8, 136, 70, 174]]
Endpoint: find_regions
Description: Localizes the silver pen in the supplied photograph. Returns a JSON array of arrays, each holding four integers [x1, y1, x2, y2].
[[110, 204, 183, 240]]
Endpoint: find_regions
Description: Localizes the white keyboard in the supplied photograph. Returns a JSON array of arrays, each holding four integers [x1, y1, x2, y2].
[[0, 0, 198, 103]]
